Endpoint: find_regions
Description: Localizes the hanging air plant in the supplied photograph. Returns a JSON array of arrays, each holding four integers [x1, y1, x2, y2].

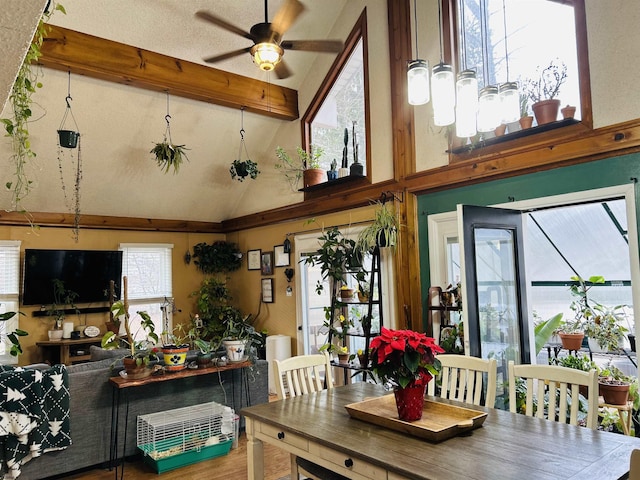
[[57, 72, 82, 242], [152, 92, 189, 174], [229, 107, 259, 182]]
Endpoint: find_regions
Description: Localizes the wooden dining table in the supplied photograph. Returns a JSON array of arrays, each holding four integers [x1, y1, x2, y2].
[[241, 382, 640, 480]]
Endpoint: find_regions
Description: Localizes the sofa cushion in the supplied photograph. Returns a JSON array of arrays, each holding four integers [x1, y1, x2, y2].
[[90, 345, 129, 361]]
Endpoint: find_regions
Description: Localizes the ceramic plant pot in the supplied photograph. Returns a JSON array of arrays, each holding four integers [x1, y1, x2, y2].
[[223, 339, 248, 363], [161, 345, 189, 371]]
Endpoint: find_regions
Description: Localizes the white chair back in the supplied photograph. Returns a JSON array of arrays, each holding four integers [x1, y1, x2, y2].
[[507, 360, 599, 429], [273, 352, 332, 400], [428, 354, 497, 407]]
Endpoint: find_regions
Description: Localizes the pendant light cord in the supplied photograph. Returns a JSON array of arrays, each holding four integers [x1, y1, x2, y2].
[[437, 0, 445, 62], [413, 0, 419, 58], [503, 0, 510, 82]]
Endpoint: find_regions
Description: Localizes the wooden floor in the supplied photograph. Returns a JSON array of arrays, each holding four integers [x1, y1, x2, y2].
[[53, 431, 291, 480]]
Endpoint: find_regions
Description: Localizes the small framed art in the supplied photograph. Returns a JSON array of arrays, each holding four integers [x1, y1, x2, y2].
[[261, 251, 274, 276], [247, 249, 262, 270], [261, 278, 274, 303], [274, 245, 290, 267]]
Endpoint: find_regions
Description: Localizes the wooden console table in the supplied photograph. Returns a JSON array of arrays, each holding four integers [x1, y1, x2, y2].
[[36, 337, 103, 365], [109, 361, 251, 477]]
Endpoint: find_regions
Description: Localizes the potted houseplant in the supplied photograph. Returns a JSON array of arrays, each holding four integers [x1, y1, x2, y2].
[[518, 92, 533, 129], [101, 299, 159, 379], [369, 327, 444, 421], [191, 277, 242, 343], [151, 141, 189, 174], [327, 159, 338, 181], [192, 241, 243, 275], [356, 200, 399, 253], [319, 312, 353, 361], [525, 58, 567, 125], [46, 279, 80, 340], [0, 309, 27, 358], [558, 275, 600, 350], [598, 363, 633, 406], [160, 322, 192, 372], [221, 314, 261, 363], [229, 158, 260, 182], [275, 145, 324, 190], [584, 302, 629, 352]]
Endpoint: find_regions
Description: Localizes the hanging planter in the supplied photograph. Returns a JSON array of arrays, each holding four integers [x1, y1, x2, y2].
[[152, 92, 189, 174], [230, 108, 260, 182], [57, 72, 83, 241]]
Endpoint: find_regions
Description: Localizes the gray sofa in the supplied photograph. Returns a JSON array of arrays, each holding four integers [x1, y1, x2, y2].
[[19, 349, 268, 479]]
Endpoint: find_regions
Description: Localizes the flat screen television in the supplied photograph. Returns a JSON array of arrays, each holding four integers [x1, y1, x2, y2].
[[22, 249, 123, 306]]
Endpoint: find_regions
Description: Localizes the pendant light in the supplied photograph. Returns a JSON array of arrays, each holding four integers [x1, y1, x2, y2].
[[455, 69, 478, 138], [476, 1, 500, 133], [407, 0, 430, 105], [431, 0, 455, 126], [499, 0, 520, 124]]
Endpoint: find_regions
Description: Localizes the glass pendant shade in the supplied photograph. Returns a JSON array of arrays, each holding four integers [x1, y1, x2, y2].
[[477, 86, 501, 132], [407, 60, 430, 105], [250, 42, 283, 71], [455, 69, 479, 138], [499, 82, 520, 124], [431, 63, 456, 126]]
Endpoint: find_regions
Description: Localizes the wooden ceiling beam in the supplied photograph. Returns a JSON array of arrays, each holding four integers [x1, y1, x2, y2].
[[39, 25, 299, 121]]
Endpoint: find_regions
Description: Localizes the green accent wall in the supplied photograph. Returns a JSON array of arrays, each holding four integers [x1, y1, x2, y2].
[[417, 152, 640, 329]]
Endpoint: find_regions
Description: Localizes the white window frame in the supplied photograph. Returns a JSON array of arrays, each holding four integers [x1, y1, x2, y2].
[[0, 240, 21, 364], [119, 243, 174, 342]]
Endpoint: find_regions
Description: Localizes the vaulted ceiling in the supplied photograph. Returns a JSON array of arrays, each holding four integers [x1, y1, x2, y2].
[[0, 0, 352, 224]]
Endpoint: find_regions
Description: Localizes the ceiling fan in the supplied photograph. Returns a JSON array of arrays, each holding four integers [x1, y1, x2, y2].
[[196, 0, 343, 79]]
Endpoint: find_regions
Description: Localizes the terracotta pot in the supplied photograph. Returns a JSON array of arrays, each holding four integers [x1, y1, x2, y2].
[[357, 292, 369, 303], [561, 104, 576, 119], [599, 380, 629, 405], [519, 116, 534, 129], [394, 382, 427, 421], [105, 321, 120, 334], [123, 357, 153, 380], [532, 99, 561, 125], [339, 288, 354, 300], [303, 168, 325, 188], [559, 332, 584, 351], [162, 345, 189, 371], [337, 353, 350, 364], [494, 124, 507, 136]]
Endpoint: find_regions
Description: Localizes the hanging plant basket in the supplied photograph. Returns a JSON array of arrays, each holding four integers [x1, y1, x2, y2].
[[151, 141, 189, 174], [230, 159, 259, 182], [57, 129, 79, 149]]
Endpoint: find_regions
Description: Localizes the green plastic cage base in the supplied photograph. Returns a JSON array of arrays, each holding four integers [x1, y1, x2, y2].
[[139, 438, 233, 474]]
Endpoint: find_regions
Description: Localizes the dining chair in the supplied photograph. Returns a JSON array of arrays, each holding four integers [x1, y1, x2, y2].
[[507, 360, 599, 429], [630, 449, 640, 480], [273, 352, 348, 480], [427, 355, 498, 407]]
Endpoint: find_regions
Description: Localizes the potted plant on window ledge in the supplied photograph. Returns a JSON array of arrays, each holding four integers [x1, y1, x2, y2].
[[525, 58, 567, 126], [275, 145, 324, 190]]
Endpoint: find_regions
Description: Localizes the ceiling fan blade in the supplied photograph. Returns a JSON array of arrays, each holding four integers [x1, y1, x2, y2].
[[270, 0, 306, 40], [275, 60, 293, 80], [203, 47, 252, 64], [195, 10, 256, 41], [281, 39, 344, 53]]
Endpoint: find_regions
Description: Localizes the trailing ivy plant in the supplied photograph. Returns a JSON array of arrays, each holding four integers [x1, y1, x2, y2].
[[1, 2, 65, 210], [192, 241, 243, 275]]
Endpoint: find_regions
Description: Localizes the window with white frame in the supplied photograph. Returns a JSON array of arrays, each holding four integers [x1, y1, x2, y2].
[[0, 241, 21, 364], [119, 243, 173, 342]]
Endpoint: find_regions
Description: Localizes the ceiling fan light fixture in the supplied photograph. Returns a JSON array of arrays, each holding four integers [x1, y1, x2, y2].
[[251, 42, 283, 71]]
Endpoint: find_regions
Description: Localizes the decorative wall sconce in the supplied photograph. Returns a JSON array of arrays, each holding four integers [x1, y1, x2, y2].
[[184, 250, 192, 264], [284, 268, 294, 283], [283, 235, 291, 254]]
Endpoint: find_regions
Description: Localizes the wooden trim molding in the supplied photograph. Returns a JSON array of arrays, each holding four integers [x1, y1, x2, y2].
[[40, 25, 299, 121], [0, 211, 222, 233]]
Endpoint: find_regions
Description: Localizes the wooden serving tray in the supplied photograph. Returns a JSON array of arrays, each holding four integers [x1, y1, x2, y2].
[[345, 394, 488, 443]]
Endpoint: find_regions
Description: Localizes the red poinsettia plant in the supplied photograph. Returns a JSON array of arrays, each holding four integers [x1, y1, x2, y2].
[[369, 327, 444, 389]]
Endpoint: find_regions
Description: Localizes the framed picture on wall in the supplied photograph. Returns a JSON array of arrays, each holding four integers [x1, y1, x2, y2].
[[261, 251, 274, 276], [247, 249, 262, 270], [261, 278, 274, 303], [274, 245, 290, 267]]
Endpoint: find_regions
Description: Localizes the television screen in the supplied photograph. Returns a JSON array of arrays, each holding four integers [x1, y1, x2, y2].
[[22, 249, 123, 306]]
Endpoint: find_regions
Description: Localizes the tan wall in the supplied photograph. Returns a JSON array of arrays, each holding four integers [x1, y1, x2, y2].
[[1, 225, 224, 365], [228, 205, 376, 356]]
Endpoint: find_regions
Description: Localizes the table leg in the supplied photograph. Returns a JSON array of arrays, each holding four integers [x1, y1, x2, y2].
[[61, 345, 71, 366], [245, 418, 264, 480]]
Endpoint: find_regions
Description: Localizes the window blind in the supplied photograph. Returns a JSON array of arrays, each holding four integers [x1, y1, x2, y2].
[[0, 241, 21, 296], [119, 244, 173, 300]]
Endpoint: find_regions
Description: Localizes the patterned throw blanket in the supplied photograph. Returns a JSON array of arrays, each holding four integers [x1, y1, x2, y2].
[[0, 365, 71, 479]]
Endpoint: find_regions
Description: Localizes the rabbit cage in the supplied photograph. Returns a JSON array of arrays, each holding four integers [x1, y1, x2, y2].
[[137, 401, 238, 473]]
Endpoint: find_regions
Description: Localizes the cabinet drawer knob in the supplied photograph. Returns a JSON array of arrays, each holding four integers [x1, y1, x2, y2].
[[277, 431, 285, 440], [344, 458, 354, 468]]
